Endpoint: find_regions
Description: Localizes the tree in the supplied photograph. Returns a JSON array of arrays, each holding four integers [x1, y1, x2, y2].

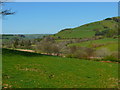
[[35, 37, 61, 55], [65, 46, 94, 59], [12, 38, 19, 48], [0, 0, 15, 16], [39, 41, 53, 54], [51, 44, 60, 56]]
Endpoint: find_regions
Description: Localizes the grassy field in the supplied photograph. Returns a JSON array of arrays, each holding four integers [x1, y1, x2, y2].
[[53, 17, 118, 39], [55, 29, 95, 39], [68, 38, 118, 52], [2, 48, 118, 88]]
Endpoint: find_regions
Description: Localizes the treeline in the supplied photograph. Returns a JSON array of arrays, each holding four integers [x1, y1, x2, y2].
[[2, 35, 119, 62], [105, 17, 120, 22], [2, 34, 25, 38], [2, 38, 32, 49]]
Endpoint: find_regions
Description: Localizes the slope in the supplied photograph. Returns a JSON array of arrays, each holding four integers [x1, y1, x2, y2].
[[2, 48, 118, 88], [53, 17, 119, 39]]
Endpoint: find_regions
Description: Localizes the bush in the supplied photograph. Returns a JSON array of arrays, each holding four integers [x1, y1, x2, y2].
[[112, 17, 120, 22], [105, 18, 112, 20], [65, 54, 74, 58], [65, 46, 94, 59], [35, 39, 61, 55], [111, 51, 118, 60], [73, 50, 88, 59], [94, 48, 111, 57], [103, 55, 118, 62], [95, 29, 110, 37]]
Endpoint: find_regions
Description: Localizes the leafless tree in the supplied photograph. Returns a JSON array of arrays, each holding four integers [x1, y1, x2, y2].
[[0, 0, 15, 16]]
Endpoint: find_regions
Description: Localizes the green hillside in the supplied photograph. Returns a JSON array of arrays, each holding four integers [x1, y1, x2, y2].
[[2, 48, 118, 88], [68, 38, 118, 52], [53, 17, 119, 39]]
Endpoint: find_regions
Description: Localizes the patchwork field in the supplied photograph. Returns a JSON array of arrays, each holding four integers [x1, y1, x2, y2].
[[2, 48, 118, 88], [68, 38, 118, 52]]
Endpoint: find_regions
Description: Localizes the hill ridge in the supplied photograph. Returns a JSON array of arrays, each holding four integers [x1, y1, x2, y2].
[[53, 16, 119, 39]]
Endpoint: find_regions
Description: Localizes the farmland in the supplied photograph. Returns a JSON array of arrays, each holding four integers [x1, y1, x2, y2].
[[68, 38, 118, 52], [2, 48, 118, 88], [2, 17, 119, 88]]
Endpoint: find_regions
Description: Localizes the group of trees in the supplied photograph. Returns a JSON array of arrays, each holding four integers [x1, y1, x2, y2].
[[34, 36, 100, 56], [65, 45, 118, 61], [2, 35, 119, 62], [33, 36, 118, 61], [35, 36, 61, 56], [64, 46, 94, 59], [1, 0, 118, 62], [2, 38, 32, 49], [105, 17, 120, 22]]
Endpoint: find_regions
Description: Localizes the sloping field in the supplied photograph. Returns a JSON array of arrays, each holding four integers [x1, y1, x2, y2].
[[68, 38, 118, 52], [2, 48, 118, 88], [53, 17, 119, 39]]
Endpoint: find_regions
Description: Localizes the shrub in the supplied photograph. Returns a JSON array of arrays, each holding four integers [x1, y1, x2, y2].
[[35, 39, 61, 55], [94, 48, 111, 57], [65, 46, 94, 59], [103, 26, 108, 29], [73, 50, 88, 59], [65, 54, 74, 58], [103, 55, 118, 62], [105, 18, 112, 20], [95, 29, 110, 37], [112, 17, 120, 22], [111, 51, 118, 59], [68, 46, 77, 53]]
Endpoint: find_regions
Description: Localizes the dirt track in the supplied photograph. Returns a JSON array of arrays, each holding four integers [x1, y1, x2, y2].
[[16, 49, 35, 53]]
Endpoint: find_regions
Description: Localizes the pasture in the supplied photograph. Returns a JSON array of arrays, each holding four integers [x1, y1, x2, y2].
[[54, 18, 118, 39], [2, 48, 118, 88], [68, 38, 118, 52]]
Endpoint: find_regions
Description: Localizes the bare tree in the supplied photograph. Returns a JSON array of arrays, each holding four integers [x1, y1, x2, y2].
[[0, 0, 15, 16]]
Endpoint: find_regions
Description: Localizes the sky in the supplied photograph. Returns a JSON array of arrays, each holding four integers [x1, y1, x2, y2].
[[2, 2, 118, 34], [11, 0, 120, 2]]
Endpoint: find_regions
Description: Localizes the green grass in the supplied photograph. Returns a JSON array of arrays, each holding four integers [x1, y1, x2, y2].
[[68, 38, 118, 52], [2, 48, 118, 88], [53, 17, 119, 39], [97, 42, 118, 52], [55, 29, 95, 39]]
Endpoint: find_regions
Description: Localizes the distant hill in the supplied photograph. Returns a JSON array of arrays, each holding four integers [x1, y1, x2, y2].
[[53, 17, 119, 39], [24, 34, 51, 39], [1, 34, 51, 40]]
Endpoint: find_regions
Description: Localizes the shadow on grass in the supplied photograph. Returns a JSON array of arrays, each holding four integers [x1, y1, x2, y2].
[[2, 48, 46, 57]]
